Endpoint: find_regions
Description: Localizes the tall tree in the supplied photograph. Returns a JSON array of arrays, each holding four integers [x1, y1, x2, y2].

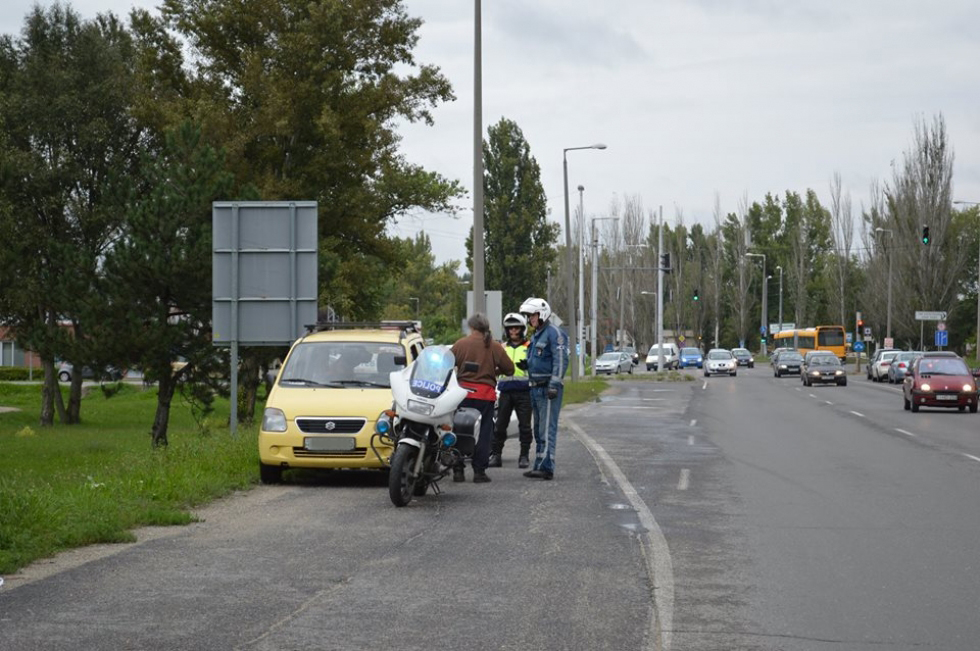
[[160, 0, 462, 322], [468, 117, 556, 313], [99, 123, 234, 447], [0, 5, 144, 425], [828, 172, 855, 327]]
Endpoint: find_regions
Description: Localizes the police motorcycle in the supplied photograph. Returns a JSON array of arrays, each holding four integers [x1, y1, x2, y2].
[[373, 346, 481, 507]]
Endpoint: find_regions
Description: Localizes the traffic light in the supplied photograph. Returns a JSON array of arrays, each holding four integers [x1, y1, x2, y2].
[[661, 252, 671, 274], [922, 226, 930, 245], [857, 318, 864, 329], [693, 289, 700, 301]]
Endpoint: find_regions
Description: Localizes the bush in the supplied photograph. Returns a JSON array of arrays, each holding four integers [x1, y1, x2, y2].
[[0, 367, 32, 381]]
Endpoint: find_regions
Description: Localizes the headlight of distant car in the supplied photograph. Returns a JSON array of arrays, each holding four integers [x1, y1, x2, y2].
[[835, 370, 844, 376], [810, 371, 820, 376], [408, 399, 435, 415], [920, 383, 931, 392], [262, 407, 287, 432], [964, 384, 975, 392], [779, 364, 787, 369]]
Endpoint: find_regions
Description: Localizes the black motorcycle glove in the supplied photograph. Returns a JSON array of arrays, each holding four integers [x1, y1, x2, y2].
[[547, 385, 559, 400], [516, 359, 528, 371]]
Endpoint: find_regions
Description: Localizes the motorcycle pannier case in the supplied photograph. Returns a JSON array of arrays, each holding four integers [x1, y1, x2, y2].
[[451, 407, 481, 457]]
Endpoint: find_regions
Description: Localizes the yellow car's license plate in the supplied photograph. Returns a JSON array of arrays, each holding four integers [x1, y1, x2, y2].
[[304, 437, 356, 451]]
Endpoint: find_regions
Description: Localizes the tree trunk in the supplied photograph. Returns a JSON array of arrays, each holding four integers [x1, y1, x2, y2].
[[67, 372, 83, 424], [151, 372, 176, 448], [239, 355, 259, 425], [40, 358, 57, 426]]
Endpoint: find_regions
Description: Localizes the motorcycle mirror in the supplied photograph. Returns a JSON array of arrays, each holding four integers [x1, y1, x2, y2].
[[394, 355, 407, 366]]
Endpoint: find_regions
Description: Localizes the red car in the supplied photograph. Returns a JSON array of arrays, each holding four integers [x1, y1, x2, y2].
[[903, 353, 978, 413]]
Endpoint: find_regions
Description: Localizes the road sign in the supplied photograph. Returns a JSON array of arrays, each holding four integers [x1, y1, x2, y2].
[[884, 337, 894, 348], [935, 330, 948, 347], [915, 311, 947, 321], [760, 325, 767, 334], [937, 321, 946, 332], [863, 327, 872, 336], [853, 341, 865, 352], [678, 335, 686, 343]]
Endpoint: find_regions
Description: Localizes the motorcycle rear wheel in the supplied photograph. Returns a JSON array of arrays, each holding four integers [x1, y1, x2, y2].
[[389, 444, 420, 507]]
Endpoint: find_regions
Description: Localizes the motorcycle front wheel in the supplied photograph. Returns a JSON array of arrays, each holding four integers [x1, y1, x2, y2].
[[389, 444, 420, 507]]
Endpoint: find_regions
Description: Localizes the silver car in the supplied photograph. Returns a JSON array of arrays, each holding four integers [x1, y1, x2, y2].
[[887, 351, 921, 384], [703, 349, 737, 377], [595, 351, 634, 375]]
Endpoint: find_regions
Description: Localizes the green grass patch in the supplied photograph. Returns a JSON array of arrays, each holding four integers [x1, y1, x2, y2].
[[0, 382, 258, 575], [563, 377, 610, 403]]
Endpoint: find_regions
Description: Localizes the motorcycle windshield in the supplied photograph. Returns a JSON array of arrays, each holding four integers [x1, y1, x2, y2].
[[409, 346, 456, 398]]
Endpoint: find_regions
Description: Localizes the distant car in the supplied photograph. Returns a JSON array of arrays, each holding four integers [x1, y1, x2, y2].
[[615, 347, 640, 366], [887, 351, 921, 384], [595, 351, 634, 375], [903, 353, 978, 413], [773, 350, 803, 377], [57, 362, 123, 383], [646, 343, 679, 371], [866, 348, 899, 380], [802, 354, 847, 386], [678, 347, 703, 369], [703, 349, 737, 377], [731, 348, 754, 368], [870, 350, 902, 382]]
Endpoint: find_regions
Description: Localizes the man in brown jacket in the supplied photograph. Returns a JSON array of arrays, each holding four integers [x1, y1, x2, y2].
[[451, 313, 514, 483]]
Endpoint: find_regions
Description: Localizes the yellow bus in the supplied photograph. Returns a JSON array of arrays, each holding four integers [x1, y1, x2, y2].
[[772, 325, 847, 360]]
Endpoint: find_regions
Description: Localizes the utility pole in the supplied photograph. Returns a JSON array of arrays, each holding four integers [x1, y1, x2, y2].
[[657, 206, 664, 372]]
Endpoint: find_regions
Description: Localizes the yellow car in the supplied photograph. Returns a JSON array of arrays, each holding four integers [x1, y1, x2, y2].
[[259, 322, 425, 483]]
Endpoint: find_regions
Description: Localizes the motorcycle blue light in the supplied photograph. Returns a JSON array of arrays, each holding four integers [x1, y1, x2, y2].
[[441, 431, 457, 447]]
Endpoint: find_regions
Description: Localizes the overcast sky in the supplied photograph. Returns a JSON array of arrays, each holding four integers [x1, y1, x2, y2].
[[5, 1, 980, 267]]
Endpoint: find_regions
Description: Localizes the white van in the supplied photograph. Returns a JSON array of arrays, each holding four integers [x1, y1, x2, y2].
[[646, 343, 679, 371]]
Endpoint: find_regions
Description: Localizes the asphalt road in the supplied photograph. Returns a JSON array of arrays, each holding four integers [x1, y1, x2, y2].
[[3, 364, 980, 650]]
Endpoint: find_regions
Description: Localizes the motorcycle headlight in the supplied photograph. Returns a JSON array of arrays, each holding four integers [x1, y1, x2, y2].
[[407, 399, 434, 415], [262, 407, 287, 433], [374, 410, 394, 435]]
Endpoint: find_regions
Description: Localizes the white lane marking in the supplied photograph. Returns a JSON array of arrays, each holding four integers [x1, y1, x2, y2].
[[689, 419, 697, 427], [964, 454, 980, 464], [567, 418, 674, 651], [702, 380, 708, 390], [795, 387, 802, 392], [895, 428, 917, 438], [600, 405, 669, 410], [850, 411, 865, 418], [809, 393, 818, 399], [824, 401, 833, 405], [688, 435, 694, 446], [677, 469, 690, 491]]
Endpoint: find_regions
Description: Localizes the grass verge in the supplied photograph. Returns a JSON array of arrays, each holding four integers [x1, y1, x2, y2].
[[0, 382, 255, 575]]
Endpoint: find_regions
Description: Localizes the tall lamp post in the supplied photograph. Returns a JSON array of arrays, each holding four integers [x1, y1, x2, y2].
[[775, 265, 783, 335], [577, 185, 586, 375], [591, 216, 618, 375], [954, 200, 980, 360], [471, 0, 485, 314], [408, 297, 420, 320], [874, 227, 894, 340], [746, 252, 767, 355], [563, 143, 607, 382]]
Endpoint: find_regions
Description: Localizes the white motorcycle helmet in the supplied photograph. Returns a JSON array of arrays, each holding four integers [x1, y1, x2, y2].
[[503, 312, 527, 336], [519, 297, 551, 323]]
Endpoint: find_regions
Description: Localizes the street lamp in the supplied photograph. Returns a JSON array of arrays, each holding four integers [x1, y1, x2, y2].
[[775, 265, 783, 335], [591, 216, 618, 376], [563, 143, 607, 382], [954, 200, 980, 360], [746, 252, 766, 355], [409, 297, 420, 320], [874, 227, 894, 340], [577, 185, 586, 375], [472, 0, 485, 314]]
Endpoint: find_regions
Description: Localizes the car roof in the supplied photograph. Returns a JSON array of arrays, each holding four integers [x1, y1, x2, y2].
[[920, 351, 959, 358], [301, 328, 418, 344]]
